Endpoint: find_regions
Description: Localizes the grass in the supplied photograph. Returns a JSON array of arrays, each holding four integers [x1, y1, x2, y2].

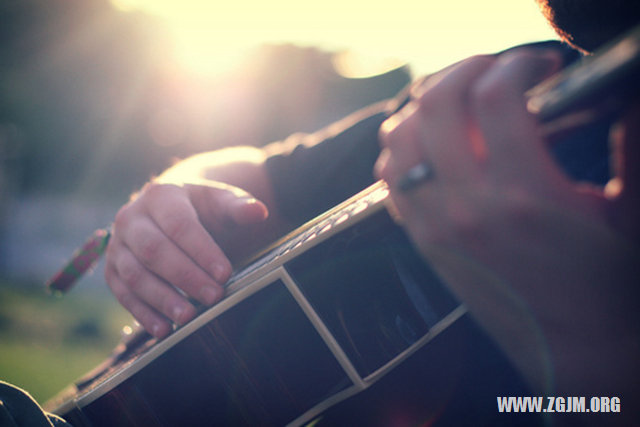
[[0, 281, 134, 405]]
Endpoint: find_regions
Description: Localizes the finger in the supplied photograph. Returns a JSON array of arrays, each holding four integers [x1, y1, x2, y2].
[[107, 240, 197, 325], [377, 118, 443, 237], [471, 49, 565, 181], [379, 56, 499, 251], [105, 263, 173, 338], [378, 56, 495, 190], [377, 103, 425, 187], [139, 183, 233, 283], [409, 55, 496, 180], [122, 216, 225, 305], [185, 183, 269, 229]]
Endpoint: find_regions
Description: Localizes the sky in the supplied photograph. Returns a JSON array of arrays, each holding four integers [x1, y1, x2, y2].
[[110, 0, 559, 77]]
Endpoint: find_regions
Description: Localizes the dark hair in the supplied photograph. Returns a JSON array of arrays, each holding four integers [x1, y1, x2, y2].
[[536, 0, 640, 53]]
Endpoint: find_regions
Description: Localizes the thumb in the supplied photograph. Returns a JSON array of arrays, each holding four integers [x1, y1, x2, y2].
[[226, 195, 269, 224], [184, 182, 269, 231]]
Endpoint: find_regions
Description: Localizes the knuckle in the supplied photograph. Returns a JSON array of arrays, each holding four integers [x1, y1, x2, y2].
[[161, 212, 193, 242], [378, 118, 394, 146], [375, 159, 392, 183], [145, 182, 178, 203], [379, 126, 398, 152], [500, 48, 540, 68], [471, 75, 508, 110], [113, 205, 133, 229], [415, 86, 446, 116], [466, 54, 495, 69], [118, 260, 144, 289], [471, 49, 551, 110], [416, 55, 493, 107], [143, 182, 165, 197], [380, 107, 411, 145], [374, 148, 399, 185], [380, 107, 420, 154], [172, 267, 203, 290], [137, 234, 164, 264]]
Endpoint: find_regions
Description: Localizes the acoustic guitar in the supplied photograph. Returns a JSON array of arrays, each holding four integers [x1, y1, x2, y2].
[[45, 181, 537, 426], [46, 25, 640, 426]]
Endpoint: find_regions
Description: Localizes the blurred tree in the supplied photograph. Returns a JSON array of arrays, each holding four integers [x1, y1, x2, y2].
[[0, 0, 411, 202], [0, 0, 170, 199]]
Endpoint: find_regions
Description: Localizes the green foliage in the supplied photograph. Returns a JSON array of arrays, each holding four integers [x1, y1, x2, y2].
[[0, 283, 133, 404]]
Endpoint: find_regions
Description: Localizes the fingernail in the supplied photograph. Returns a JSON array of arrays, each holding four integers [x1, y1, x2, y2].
[[172, 305, 185, 323], [151, 323, 163, 338], [242, 197, 258, 205], [232, 196, 257, 209], [233, 197, 268, 223], [200, 286, 220, 305], [213, 263, 229, 283]]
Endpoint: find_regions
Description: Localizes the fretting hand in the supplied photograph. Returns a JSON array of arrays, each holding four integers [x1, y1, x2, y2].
[[375, 48, 640, 398]]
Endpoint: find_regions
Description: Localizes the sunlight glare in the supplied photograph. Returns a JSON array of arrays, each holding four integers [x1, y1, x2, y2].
[[110, 0, 558, 77]]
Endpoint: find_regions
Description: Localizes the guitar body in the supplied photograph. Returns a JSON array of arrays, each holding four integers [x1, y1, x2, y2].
[[48, 183, 535, 426]]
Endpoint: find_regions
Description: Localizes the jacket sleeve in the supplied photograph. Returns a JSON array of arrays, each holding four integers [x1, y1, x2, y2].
[[264, 95, 405, 226]]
